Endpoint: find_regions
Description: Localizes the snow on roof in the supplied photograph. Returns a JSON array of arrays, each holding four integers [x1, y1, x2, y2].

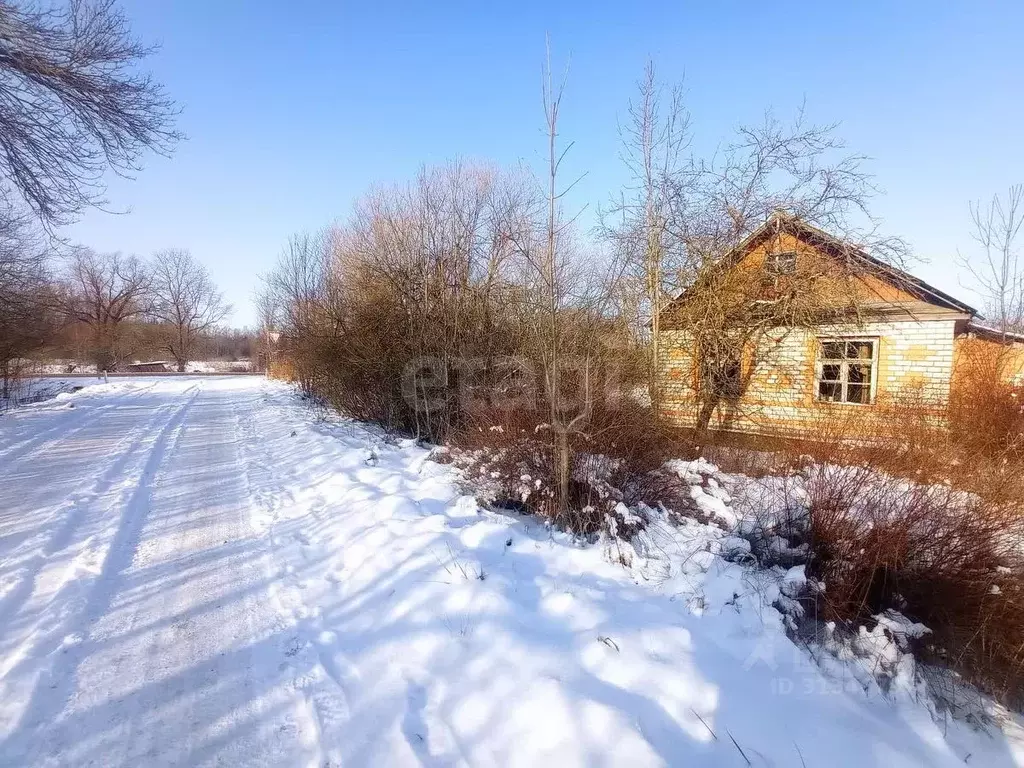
[[962, 319, 1024, 343]]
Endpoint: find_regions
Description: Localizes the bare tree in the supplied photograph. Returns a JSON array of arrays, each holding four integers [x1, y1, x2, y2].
[[0, 0, 180, 227], [515, 43, 632, 521], [538, 45, 586, 519], [958, 185, 1024, 335], [150, 249, 230, 371], [655, 107, 908, 443], [64, 248, 150, 370], [0, 209, 57, 398], [604, 61, 689, 413]]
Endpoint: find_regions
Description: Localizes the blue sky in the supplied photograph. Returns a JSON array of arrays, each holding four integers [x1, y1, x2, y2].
[[63, 0, 1024, 327]]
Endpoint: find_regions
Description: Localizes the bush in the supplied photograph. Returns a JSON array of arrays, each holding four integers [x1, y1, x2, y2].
[[260, 162, 651, 448], [448, 400, 689, 536], [696, 363, 1024, 707], [948, 344, 1024, 463], [803, 463, 1024, 706], [699, 360, 1024, 503]]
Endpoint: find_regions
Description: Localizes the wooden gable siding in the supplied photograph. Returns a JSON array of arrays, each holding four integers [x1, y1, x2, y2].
[[731, 230, 921, 307], [660, 230, 923, 332]]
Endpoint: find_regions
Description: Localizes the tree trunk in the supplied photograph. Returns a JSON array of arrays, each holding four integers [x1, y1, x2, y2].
[[650, 294, 661, 415], [555, 426, 570, 521], [647, 199, 662, 417], [94, 347, 116, 374], [693, 398, 719, 450]]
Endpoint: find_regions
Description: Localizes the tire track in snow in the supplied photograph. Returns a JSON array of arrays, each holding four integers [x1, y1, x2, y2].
[[0, 386, 200, 660], [0, 396, 188, 666], [0, 381, 160, 469], [0, 401, 117, 468], [0, 385, 203, 598], [0, 385, 201, 761]]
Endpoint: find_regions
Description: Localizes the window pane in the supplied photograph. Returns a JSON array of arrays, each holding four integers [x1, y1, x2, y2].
[[720, 360, 742, 397], [767, 251, 796, 274], [846, 383, 870, 403], [821, 342, 845, 360], [818, 381, 841, 401], [820, 364, 842, 382], [847, 341, 874, 360], [848, 364, 871, 384]]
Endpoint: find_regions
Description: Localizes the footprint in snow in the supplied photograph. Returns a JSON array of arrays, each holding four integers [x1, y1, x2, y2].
[[283, 636, 305, 657]]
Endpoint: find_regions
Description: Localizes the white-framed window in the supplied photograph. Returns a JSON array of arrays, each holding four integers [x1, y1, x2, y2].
[[765, 250, 797, 275], [815, 338, 877, 404]]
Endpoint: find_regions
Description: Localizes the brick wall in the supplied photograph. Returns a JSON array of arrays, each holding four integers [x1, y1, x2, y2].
[[660, 319, 957, 437]]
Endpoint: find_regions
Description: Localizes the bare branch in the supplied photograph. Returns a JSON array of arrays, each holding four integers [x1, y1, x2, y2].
[[62, 247, 150, 370], [957, 185, 1024, 334], [0, 0, 181, 226]]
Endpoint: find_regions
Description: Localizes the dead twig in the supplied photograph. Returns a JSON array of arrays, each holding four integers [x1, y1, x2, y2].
[[690, 708, 717, 741], [727, 730, 751, 766]]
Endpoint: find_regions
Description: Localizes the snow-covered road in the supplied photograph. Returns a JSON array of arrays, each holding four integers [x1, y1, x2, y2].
[[0, 378, 317, 765], [0, 377, 1020, 767]]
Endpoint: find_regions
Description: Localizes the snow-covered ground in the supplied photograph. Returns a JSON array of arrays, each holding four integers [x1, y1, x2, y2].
[[0, 376, 105, 411], [0, 376, 1021, 766], [28, 359, 253, 375], [185, 360, 254, 373]]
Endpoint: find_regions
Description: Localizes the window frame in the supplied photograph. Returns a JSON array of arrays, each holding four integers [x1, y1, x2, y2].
[[765, 250, 797, 276], [713, 356, 743, 399], [699, 352, 744, 400], [814, 337, 879, 406]]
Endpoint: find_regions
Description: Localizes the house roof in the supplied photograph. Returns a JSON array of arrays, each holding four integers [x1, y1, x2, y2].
[[662, 211, 978, 320], [855, 300, 972, 321]]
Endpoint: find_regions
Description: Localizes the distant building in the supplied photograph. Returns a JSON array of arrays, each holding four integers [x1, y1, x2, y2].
[[126, 361, 172, 373]]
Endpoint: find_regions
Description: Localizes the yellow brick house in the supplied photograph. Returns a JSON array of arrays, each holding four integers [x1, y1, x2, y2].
[[657, 212, 1024, 439]]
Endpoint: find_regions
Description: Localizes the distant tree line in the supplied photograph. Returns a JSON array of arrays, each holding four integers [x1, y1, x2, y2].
[[0, 0, 250, 392], [1, 244, 240, 375]]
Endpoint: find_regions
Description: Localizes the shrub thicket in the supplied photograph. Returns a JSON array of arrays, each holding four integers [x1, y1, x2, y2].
[[445, 399, 686, 535]]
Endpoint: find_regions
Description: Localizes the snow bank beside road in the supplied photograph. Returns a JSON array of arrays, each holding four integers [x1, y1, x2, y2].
[[246, 385, 1024, 767], [0, 376, 98, 410]]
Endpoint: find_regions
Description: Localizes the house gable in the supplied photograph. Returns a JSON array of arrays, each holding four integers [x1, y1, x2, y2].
[[660, 213, 975, 331], [733, 229, 921, 308]]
